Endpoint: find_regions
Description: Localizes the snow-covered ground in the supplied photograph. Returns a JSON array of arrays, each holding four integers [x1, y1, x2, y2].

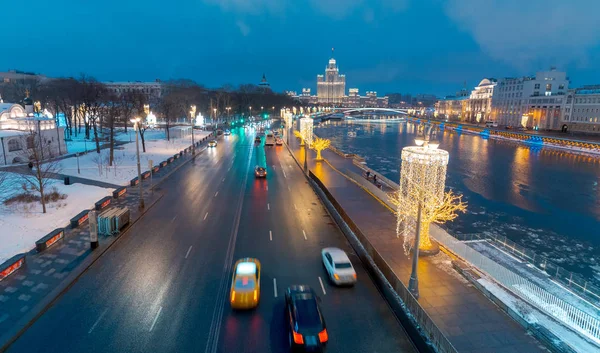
[[469, 240, 600, 318], [479, 277, 600, 353], [0, 171, 114, 263], [57, 130, 211, 186], [65, 139, 106, 154]]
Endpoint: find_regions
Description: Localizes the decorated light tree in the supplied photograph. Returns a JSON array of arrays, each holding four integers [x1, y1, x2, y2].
[[300, 116, 314, 146], [311, 137, 331, 161], [395, 127, 467, 255], [394, 125, 467, 299], [294, 130, 304, 145]]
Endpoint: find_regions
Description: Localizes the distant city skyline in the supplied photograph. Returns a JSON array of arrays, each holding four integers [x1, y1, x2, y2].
[[1, 1, 600, 96]]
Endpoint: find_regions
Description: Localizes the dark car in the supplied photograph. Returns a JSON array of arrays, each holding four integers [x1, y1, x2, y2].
[[254, 136, 262, 144], [255, 166, 267, 178], [285, 285, 327, 352]]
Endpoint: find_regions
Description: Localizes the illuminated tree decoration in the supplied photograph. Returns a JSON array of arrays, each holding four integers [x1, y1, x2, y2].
[[394, 146, 467, 253], [294, 130, 304, 146], [300, 116, 314, 146], [311, 137, 331, 161]]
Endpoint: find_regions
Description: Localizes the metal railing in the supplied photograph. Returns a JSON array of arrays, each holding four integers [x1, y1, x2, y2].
[[454, 232, 600, 306], [432, 229, 600, 345]]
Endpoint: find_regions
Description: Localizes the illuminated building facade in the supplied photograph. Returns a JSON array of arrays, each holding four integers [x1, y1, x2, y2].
[[317, 54, 346, 105]]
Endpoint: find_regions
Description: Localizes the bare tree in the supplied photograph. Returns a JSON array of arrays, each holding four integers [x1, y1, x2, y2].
[[101, 91, 121, 166], [21, 130, 62, 214], [79, 76, 107, 152]]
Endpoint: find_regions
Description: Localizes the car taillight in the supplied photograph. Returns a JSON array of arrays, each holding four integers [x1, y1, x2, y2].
[[318, 329, 328, 343], [292, 331, 304, 344], [334, 273, 340, 280], [253, 290, 258, 301], [231, 291, 236, 302]]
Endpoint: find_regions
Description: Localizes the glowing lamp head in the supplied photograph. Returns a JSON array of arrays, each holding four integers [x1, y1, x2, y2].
[[414, 138, 425, 146]]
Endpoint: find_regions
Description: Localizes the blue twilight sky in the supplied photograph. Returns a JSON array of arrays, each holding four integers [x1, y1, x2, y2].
[[1, 0, 600, 96]]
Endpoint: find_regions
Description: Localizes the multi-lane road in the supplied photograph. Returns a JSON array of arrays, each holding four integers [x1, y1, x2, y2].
[[6, 125, 417, 353]]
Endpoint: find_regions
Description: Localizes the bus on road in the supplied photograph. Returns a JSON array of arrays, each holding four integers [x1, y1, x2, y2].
[[265, 133, 275, 146]]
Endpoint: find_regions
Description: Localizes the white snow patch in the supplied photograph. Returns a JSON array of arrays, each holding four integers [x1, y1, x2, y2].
[[0, 172, 114, 263], [56, 131, 211, 186]]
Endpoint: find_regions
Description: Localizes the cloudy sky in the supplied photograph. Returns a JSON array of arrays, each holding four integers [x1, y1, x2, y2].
[[1, 0, 599, 95]]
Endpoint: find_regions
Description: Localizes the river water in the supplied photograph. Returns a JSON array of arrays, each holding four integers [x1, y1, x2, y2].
[[314, 119, 600, 284]]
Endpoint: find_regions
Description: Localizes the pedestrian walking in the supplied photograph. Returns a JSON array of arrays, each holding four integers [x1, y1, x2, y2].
[[373, 174, 377, 183], [366, 171, 371, 178]]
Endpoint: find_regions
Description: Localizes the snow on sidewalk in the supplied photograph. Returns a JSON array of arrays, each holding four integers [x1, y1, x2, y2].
[[57, 131, 211, 186], [0, 172, 114, 263]]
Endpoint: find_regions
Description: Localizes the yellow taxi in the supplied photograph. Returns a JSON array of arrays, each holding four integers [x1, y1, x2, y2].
[[230, 258, 261, 309]]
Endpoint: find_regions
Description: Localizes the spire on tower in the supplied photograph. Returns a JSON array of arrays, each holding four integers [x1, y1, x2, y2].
[[331, 47, 334, 58]]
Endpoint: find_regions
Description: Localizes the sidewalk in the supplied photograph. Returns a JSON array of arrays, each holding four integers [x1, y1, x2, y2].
[[0, 134, 214, 350], [288, 136, 546, 353]]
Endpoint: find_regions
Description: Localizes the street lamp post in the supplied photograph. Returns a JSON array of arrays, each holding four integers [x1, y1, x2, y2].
[[190, 105, 196, 154], [213, 108, 217, 129], [226, 107, 231, 124], [249, 106, 252, 120], [131, 118, 144, 209]]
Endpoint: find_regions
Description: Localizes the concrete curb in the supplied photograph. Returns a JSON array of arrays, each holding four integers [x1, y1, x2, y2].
[[0, 195, 166, 352]]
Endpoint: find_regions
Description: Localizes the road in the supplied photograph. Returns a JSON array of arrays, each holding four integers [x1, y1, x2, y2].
[[5, 124, 417, 353]]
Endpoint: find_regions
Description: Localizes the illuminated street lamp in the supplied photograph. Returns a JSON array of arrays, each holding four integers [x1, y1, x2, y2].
[[249, 106, 252, 119], [190, 105, 196, 154], [226, 107, 231, 123], [393, 125, 467, 299], [131, 117, 144, 209], [300, 116, 313, 174]]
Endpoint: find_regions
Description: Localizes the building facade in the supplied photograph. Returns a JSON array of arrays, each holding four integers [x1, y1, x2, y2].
[[435, 96, 468, 121], [0, 102, 67, 165], [317, 56, 346, 105], [466, 78, 496, 123], [0, 70, 47, 85], [561, 86, 600, 134], [491, 69, 569, 127], [103, 80, 163, 104]]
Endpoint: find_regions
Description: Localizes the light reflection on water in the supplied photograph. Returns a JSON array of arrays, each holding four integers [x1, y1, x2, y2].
[[315, 120, 600, 283]]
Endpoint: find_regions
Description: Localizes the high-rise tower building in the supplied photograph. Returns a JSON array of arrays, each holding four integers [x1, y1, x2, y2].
[[317, 49, 345, 105]]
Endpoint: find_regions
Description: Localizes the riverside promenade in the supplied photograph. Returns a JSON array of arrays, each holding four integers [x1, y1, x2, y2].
[[287, 135, 546, 353]]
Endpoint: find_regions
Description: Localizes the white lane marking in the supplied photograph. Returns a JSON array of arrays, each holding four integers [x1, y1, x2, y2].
[[282, 169, 287, 178], [214, 191, 219, 197], [227, 166, 231, 172], [88, 308, 108, 334], [294, 204, 298, 210], [318, 277, 327, 295], [273, 278, 278, 298], [266, 185, 268, 191], [289, 164, 292, 168], [222, 178, 225, 182], [269, 230, 273, 241], [288, 185, 291, 191], [204, 212, 209, 220], [185, 246, 193, 259], [171, 215, 177, 223], [149, 306, 163, 332], [302, 230, 307, 240], [267, 203, 270, 211]]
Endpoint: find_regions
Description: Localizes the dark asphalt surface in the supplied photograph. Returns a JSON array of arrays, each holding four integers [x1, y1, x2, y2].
[[5, 125, 417, 353]]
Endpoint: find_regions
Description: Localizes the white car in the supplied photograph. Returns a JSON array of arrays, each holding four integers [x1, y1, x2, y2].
[[321, 248, 357, 286], [208, 140, 217, 147]]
